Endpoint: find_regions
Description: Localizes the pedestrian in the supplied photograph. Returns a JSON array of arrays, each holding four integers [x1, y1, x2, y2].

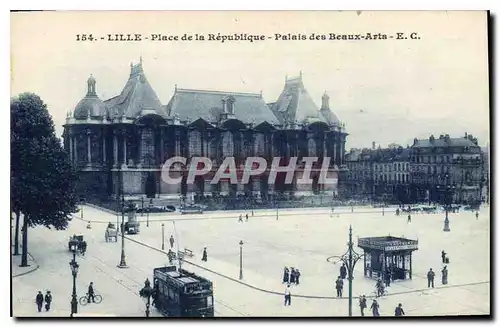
[[88, 282, 95, 303], [476, 211, 479, 220], [359, 295, 367, 316], [371, 299, 380, 316], [335, 276, 344, 297], [283, 267, 289, 284], [295, 269, 301, 285], [407, 214, 411, 223], [245, 213, 248, 222], [385, 269, 392, 287], [81, 240, 87, 256], [167, 249, 174, 265], [169, 235, 175, 248], [44, 291, 52, 311], [441, 266, 448, 285], [284, 284, 291, 306], [427, 268, 435, 288], [202, 247, 208, 262], [35, 291, 44, 312], [340, 263, 347, 280], [290, 268, 296, 284], [238, 214, 243, 222], [395, 303, 405, 316], [441, 250, 446, 263]]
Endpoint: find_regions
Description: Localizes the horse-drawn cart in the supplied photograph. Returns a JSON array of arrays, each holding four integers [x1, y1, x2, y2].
[[68, 234, 86, 254], [105, 223, 118, 242]]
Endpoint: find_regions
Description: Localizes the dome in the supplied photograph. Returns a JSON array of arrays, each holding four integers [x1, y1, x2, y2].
[[73, 97, 107, 119], [73, 74, 107, 119]]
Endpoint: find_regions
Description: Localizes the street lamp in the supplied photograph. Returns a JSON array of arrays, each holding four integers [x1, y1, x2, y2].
[[139, 278, 153, 317], [147, 199, 152, 227], [141, 196, 144, 217], [80, 197, 84, 219], [330, 225, 364, 317], [117, 191, 128, 268], [161, 223, 165, 251], [239, 240, 244, 280], [69, 244, 79, 317]]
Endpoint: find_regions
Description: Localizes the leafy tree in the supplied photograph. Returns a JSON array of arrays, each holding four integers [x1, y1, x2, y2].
[[11, 93, 78, 266]]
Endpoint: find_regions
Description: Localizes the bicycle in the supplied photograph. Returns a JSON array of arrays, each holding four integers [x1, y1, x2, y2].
[[79, 293, 103, 305]]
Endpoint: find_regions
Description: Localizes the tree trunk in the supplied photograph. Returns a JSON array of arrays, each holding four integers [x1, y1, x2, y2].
[[13, 211, 20, 256], [20, 214, 29, 267]]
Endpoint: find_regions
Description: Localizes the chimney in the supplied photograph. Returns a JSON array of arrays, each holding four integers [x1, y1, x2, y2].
[[372, 141, 376, 150], [413, 138, 418, 145], [429, 134, 435, 143], [464, 132, 468, 139]]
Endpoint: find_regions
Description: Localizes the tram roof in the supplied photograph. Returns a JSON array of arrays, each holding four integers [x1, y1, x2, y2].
[[358, 236, 418, 252]]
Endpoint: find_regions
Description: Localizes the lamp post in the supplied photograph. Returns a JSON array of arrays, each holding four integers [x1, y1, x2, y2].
[[147, 199, 152, 227], [139, 278, 153, 317], [117, 191, 128, 268], [438, 173, 453, 232], [69, 244, 79, 317], [80, 197, 84, 219], [141, 196, 144, 217], [239, 240, 244, 280], [161, 223, 165, 250], [331, 225, 364, 317]]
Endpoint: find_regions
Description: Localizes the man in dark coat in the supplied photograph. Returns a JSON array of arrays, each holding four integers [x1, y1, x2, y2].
[[441, 250, 446, 264], [245, 214, 249, 222], [335, 276, 344, 297], [202, 247, 208, 262], [441, 266, 448, 285], [290, 268, 296, 284], [395, 303, 405, 316], [385, 269, 392, 287], [81, 241, 87, 256], [169, 235, 175, 248], [359, 295, 367, 316], [35, 291, 44, 312], [427, 268, 435, 288], [370, 299, 380, 316], [88, 282, 95, 303], [283, 267, 289, 284], [340, 263, 347, 280], [407, 214, 411, 223], [44, 291, 52, 311], [295, 269, 301, 285]]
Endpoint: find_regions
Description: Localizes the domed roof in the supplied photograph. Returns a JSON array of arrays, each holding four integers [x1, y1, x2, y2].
[[73, 75, 107, 119], [74, 96, 107, 119]]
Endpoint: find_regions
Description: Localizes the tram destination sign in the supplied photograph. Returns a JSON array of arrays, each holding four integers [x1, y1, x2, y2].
[[384, 241, 419, 252]]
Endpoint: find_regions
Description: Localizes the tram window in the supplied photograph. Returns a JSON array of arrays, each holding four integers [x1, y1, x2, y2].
[[168, 288, 174, 300], [207, 296, 213, 307], [173, 292, 180, 304]]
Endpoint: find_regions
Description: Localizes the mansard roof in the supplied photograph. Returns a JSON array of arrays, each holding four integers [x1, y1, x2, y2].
[[271, 74, 329, 125], [104, 61, 167, 120], [166, 88, 280, 126]]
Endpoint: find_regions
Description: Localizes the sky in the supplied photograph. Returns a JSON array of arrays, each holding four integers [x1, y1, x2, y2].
[[10, 11, 490, 149]]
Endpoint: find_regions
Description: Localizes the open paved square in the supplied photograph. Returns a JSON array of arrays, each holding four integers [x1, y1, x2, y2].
[[12, 205, 490, 317]]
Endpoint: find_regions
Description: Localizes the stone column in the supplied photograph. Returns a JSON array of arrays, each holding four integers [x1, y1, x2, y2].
[[102, 134, 106, 164], [160, 127, 165, 165], [122, 131, 127, 167], [69, 134, 73, 164], [86, 129, 91, 166], [332, 133, 337, 167], [113, 131, 118, 167], [73, 134, 78, 166]]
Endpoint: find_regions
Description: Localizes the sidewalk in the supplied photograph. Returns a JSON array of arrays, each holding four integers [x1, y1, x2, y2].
[[12, 249, 39, 278]]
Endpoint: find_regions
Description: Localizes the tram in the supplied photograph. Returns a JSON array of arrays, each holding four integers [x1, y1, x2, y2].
[[153, 266, 214, 317]]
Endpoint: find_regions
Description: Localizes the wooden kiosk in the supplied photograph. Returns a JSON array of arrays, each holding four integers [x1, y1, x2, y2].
[[357, 236, 418, 280]]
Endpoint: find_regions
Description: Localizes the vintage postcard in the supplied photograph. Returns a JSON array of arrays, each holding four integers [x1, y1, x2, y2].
[[10, 11, 490, 318]]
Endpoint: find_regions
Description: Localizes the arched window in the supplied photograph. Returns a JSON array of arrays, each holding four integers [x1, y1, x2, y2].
[[222, 131, 234, 157], [189, 130, 202, 156], [141, 128, 155, 165]]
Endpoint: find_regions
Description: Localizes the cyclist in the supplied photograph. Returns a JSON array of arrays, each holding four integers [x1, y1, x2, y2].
[[88, 282, 95, 303]]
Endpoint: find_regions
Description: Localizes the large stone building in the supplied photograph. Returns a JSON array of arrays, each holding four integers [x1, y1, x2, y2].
[[344, 144, 411, 203], [62, 60, 348, 201], [410, 133, 485, 204]]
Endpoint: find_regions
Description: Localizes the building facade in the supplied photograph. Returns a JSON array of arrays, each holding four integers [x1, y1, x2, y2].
[[409, 134, 484, 204], [62, 61, 348, 201], [344, 145, 411, 203]]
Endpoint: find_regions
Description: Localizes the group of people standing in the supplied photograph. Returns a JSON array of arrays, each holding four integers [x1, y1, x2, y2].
[[35, 291, 52, 312], [282, 267, 301, 285], [237, 214, 250, 223], [359, 295, 405, 317]]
